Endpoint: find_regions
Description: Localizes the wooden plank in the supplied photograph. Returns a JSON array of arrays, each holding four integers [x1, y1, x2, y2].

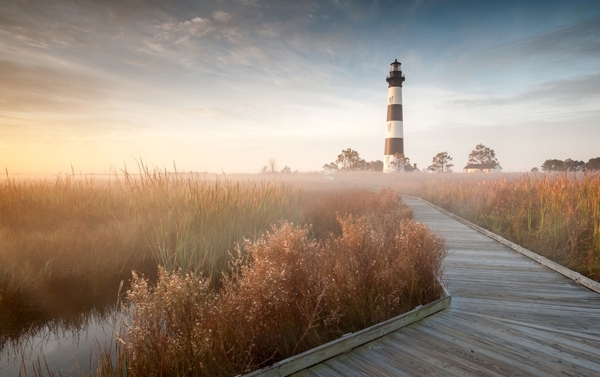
[[344, 347, 418, 376], [404, 317, 566, 376], [290, 370, 319, 377], [304, 364, 344, 377], [446, 310, 600, 367], [323, 354, 384, 376], [376, 325, 510, 377], [243, 294, 450, 377], [429, 313, 600, 376], [380, 321, 509, 377], [451, 308, 600, 343], [374, 334, 477, 377], [356, 340, 457, 377]]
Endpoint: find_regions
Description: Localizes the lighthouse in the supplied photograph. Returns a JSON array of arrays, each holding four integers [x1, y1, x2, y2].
[[383, 59, 405, 173]]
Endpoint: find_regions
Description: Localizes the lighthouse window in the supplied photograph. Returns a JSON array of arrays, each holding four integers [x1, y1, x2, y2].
[[387, 123, 391, 132], [389, 96, 393, 104]]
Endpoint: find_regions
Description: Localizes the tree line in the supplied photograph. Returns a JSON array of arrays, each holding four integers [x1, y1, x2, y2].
[[322, 143, 499, 173], [259, 158, 295, 174], [263, 150, 600, 174], [539, 158, 600, 172], [322, 148, 385, 173]]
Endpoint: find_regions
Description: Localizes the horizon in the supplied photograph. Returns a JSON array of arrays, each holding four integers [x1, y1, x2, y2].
[[1, 0, 600, 174]]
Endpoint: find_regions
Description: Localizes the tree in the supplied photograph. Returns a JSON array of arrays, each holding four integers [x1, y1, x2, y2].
[[585, 157, 600, 171], [268, 158, 278, 173], [541, 159, 564, 172], [280, 165, 291, 174], [390, 153, 410, 172], [366, 160, 384, 172], [541, 157, 600, 172], [323, 148, 366, 172], [468, 144, 498, 165], [336, 148, 366, 170], [427, 151, 454, 173], [322, 162, 339, 174], [563, 158, 585, 172]]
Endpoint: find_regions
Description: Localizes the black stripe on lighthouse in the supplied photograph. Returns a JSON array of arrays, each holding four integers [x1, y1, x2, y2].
[[384, 138, 404, 155], [386, 104, 403, 121]]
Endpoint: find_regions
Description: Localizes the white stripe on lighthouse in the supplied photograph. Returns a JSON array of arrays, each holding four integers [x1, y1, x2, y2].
[[386, 121, 403, 138], [388, 86, 403, 104]]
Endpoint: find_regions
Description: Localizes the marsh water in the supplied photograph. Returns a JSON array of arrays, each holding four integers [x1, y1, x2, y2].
[[0, 284, 129, 376]]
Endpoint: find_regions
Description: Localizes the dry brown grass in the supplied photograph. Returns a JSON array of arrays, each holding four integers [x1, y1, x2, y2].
[[0, 170, 415, 310], [416, 172, 600, 280], [105, 189, 446, 376], [1, 170, 448, 376], [0, 174, 155, 315], [0, 172, 301, 304]]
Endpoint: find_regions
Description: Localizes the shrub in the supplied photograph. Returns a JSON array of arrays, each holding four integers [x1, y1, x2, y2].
[[113, 192, 446, 376]]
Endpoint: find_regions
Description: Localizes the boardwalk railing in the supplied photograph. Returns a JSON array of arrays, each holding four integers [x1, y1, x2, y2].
[[243, 287, 451, 377]]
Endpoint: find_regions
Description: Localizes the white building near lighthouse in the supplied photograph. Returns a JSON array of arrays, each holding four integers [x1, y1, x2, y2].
[[383, 59, 405, 173]]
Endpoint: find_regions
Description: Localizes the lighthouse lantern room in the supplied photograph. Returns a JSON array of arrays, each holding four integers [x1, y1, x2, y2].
[[383, 59, 405, 173]]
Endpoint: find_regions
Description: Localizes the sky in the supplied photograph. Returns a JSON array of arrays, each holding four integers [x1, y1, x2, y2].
[[1, 0, 599, 174]]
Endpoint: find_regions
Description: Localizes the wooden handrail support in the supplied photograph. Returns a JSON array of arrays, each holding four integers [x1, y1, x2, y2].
[[242, 286, 451, 377], [403, 195, 600, 294]]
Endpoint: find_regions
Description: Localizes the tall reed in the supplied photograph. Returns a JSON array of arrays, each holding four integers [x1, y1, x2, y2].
[[151, 178, 302, 279], [0, 169, 302, 343]]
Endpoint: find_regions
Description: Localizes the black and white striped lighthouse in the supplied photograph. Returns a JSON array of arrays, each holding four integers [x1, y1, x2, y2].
[[383, 59, 405, 173]]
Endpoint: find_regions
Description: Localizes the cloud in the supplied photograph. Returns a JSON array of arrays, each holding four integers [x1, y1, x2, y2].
[[0, 113, 146, 147], [449, 72, 600, 108], [0, 2, 121, 51], [511, 16, 600, 59], [467, 15, 600, 72], [213, 11, 232, 23], [0, 60, 110, 113]]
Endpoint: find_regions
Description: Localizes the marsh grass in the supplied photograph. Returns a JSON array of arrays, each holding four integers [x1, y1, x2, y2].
[[0, 172, 300, 292], [0, 169, 305, 355], [5, 180, 445, 376], [1, 168, 437, 361], [416, 172, 600, 280], [298, 187, 413, 239], [104, 190, 446, 376], [150, 178, 303, 280]]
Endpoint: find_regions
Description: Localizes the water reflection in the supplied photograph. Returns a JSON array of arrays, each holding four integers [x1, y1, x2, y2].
[[0, 305, 123, 376]]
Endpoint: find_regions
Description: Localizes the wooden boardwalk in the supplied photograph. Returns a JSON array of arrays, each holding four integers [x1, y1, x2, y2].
[[288, 197, 600, 376]]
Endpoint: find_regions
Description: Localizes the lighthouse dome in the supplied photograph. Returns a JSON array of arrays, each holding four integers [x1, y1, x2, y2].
[[386, 59, 405, 87]]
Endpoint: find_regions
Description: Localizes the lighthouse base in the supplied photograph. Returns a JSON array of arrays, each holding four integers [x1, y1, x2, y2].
[[383, 154, 406, 173]]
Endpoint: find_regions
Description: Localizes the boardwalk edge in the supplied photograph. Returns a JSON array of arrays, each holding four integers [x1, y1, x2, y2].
[[242, 287, 451, 377], [404, 195, 600, 295]]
